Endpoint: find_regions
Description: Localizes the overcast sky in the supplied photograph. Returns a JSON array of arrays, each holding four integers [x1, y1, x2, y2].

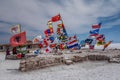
[[0, 0, 120, 44]]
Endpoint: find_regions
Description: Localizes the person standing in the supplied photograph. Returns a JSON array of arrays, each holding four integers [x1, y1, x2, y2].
[[12, 47, 17, 55], [5, 48, 10, 59]]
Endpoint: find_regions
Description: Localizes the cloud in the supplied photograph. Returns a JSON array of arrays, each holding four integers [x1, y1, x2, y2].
[[0, 0, 120, 43]]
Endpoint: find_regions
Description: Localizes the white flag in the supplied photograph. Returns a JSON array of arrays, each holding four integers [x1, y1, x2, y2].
[[10, 24, 21, 34]]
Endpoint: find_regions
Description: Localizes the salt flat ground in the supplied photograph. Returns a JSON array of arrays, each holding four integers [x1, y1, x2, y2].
[[1, 43, 120, 80], [0, 52, 120, 80]]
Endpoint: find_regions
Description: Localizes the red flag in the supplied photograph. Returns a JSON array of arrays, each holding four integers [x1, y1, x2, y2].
[[90, 34, 99, 37], [92, 23, 101, 29], [60, 43, 64, 50], [51, 14, 61, 22], [96, 34, 105, 41], [39, 43, 43, 48], [17, 53, 22, 58], [68, 39, 78, 44], [43, 38, 48, 47], [69, 35, 77, 40], [44, 29, 53, 37], [50, 43, 56, 48], [10, 31, 26, 47], [45, 46, 52, 53]]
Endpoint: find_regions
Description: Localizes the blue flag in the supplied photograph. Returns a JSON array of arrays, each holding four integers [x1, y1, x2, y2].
[[90, 29, 99, 34]]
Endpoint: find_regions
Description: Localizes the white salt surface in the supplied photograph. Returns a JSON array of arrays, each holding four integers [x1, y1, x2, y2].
[[0, 43, 120, 80], [83, 43, 120, 49]]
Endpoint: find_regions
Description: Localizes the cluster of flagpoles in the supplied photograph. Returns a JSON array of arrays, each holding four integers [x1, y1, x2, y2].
[[9, 14, 112, 53], [80, 23, 112, 50], [38, 14, 80, 52]]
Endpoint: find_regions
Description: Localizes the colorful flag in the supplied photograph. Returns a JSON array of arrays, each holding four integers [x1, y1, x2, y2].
[[49, 28, 54, 33], [67, 43, 79, 49], [97, 41, 105, 46], [44, 29, 53, 37], [90, 34, 99, 37], [90, 29, 99, 34], [43, 36, 55, 47], [34, 49, 40, 55], [80, 40, 86, 47], [47, 21, 54, 33], [57, 23, 68, 42], [57, 23, 68, 36], [39, 43, 43, 48], [69, 35, 77, 40], [92, 23, 101, 29], [59, 43, 66, 50], [49, 36, 55, 43], [51, 14, 61, 22], [47, 21, 52, 26], [67, 35, 79, 49], [33, 35, 43, 44], [10, 24, 21, 34], [96, 34, 105, 41], [58, 33, 68, 42], [10, 31, 26, 47], [50, 43, 56, 48], [43, 38, 48, 47], [85, 38, 93, 44], [33, 38, 39, 44], [57, 28, 61, 34]]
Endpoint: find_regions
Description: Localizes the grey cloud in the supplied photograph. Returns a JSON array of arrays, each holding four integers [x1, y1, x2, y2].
[[0, 0, 120, 43]]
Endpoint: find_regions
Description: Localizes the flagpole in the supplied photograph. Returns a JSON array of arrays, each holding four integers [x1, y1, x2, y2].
[[19, 24, 21, 33], [59, 13, 68, 38], [59, 13, 64, 28], [59, 13, 69, 51], [19, 24, 22, 53]]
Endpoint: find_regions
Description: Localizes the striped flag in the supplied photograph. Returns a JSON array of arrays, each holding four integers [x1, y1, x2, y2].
[[92, 23, 101, 29], [44, 29, 53, 37], [85, 38, 93, 45], [48, 21, 53, 27], [90, 34, 99, 37], [96, 34, 105, 42], [67, 42, 79, 49], [90, 29, 99, 34], [57, 23, 68, 37], [67, 35, 79, 49]]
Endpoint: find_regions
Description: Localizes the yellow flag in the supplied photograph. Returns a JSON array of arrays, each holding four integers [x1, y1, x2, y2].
[[47, 21, 53, 28]]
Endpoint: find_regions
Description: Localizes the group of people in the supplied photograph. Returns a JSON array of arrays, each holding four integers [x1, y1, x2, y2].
[[6, 47, 17, 56], [6, 47, 25, 59]]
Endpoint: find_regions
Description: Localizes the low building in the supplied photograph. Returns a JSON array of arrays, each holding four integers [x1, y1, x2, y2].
[[0, 40, 40, 52]]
